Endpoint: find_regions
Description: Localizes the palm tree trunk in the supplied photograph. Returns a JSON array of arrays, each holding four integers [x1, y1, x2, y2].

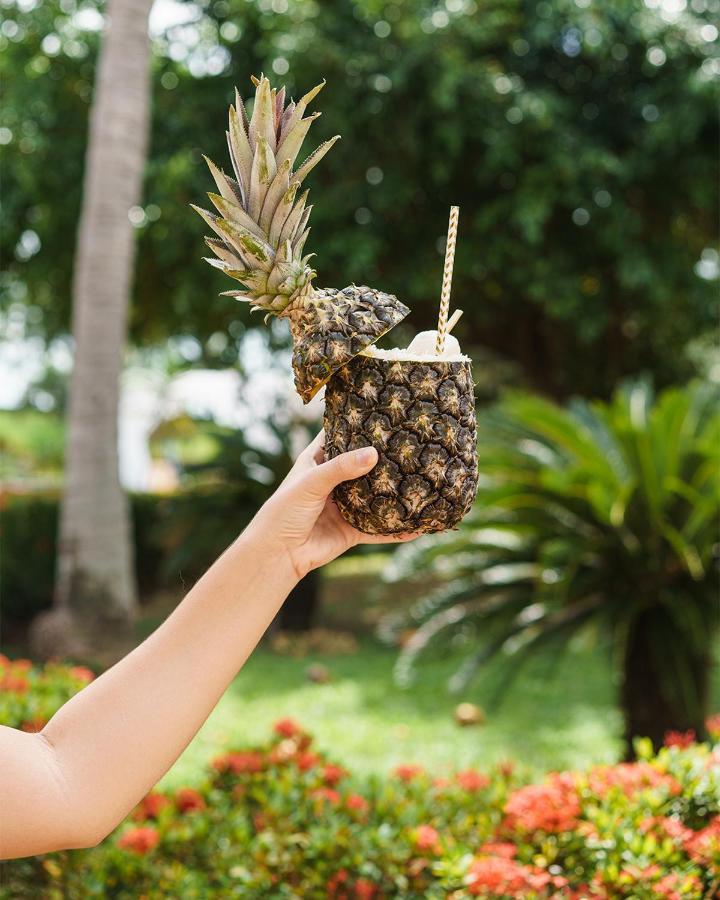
[[621, 605, 710, 756], [31, 0, 154, 658]]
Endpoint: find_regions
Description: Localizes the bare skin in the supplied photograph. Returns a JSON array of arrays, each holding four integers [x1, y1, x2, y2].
[[0, 434, 416, 860]]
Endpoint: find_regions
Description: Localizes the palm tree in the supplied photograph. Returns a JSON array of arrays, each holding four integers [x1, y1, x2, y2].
[[387, 380, 719, 754], [31, 0, 155, 657]]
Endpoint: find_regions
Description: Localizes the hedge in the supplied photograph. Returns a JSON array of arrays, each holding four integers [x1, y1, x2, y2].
[[1, 658, 719, 899], [0, 488, 261, 624]]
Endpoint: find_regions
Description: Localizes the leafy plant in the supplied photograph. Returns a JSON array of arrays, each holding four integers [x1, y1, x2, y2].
[[386, 380, 720, 751], [1, 672, 718, 900]]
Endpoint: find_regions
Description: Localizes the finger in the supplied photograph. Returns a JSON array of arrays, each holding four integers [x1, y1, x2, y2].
[[295, 430, 325, 471], [299, 446, 378, 501]]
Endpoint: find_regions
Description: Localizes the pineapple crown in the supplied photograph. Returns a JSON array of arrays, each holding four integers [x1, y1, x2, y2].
[[192, 75, 340, 316]]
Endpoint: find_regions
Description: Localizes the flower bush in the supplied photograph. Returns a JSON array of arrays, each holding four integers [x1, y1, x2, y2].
[[1, 660, 719, 899]]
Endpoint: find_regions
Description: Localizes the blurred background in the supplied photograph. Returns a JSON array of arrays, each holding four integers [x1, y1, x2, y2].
[[1, 0, 718, 779]]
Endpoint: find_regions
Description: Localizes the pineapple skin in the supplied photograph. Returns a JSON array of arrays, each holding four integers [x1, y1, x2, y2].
[[324, 355, 478, 534], [284, 286, 410, 403]]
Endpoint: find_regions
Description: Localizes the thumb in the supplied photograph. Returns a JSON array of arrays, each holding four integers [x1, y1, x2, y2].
[[300, 446, 378, 501]]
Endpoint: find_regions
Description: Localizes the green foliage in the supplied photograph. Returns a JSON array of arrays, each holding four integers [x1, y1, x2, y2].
[[1, 672, 718, 898], [387, 380, 720, 736], [0, 488, 260, 623], [2, 0, 717, 394], [0, 409, 65, 479]]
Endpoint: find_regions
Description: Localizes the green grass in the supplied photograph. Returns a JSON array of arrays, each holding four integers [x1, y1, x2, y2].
[[160, 638, 633, 789]]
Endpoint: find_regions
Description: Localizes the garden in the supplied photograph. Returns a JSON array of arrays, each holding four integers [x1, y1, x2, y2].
[[2, 0, 719, 896]]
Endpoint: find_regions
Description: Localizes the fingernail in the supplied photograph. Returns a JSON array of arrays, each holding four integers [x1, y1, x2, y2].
[[355, 447, 376, 466]]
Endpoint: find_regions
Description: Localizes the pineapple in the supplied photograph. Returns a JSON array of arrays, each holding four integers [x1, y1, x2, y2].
[[324, 341, 478, 535], [193, 75, 409, 402]]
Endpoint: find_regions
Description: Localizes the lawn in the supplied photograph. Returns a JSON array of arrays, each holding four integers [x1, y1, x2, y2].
[[160, 638, 630, 790], [133, 556, 720, 791]]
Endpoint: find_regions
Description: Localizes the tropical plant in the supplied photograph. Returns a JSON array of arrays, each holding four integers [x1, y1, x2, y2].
[[386, 380, 720, 752]]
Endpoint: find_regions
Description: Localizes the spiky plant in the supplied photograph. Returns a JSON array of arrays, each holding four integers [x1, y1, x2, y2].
[[193, 76, 408, 402], [384, 380, 720, 753]]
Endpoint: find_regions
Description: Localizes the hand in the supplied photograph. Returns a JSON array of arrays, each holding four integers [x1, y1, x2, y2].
[[246, 431, 420, 579]]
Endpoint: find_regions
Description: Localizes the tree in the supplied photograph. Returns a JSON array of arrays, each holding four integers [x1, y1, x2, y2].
[[30, 0, 154, 657], [3, 0, 717, 397], [387, 380, 719, 753]]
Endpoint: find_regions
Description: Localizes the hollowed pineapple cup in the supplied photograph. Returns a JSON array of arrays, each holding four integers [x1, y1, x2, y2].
[[324, 355, 479, 535]]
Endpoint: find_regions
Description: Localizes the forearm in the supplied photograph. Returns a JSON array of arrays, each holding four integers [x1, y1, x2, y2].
[[37, 530, 295, 852]]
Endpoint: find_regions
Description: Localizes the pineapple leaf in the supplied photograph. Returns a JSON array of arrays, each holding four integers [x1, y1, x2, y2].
[[204, 236, 244, 268], [248, 75, 276, 153], [206, 192, 265, 239], [276, 112, 321, 173], [214, 218, 273, 272], [269, 180, 300, 246], [295, 203, 313, 239], [294, 135, 341, 185], [274, 85, 286, 135], [191, 205, 249, 266], [293, 227, 311, 257], [280, 80, 326, 142], [279, 100, 296, 143], [228, 105, 253, 191], [248, 136, 277, 222], [234, 87, 249, 135], [278, 189, 308, 244], [258, 159, 291, 235], [203, 156, 242, 205]]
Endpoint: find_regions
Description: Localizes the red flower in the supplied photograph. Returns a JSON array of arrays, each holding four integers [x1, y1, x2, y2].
[[706, 712, 720, 739], [346, 793, 369, 813], [393, 764, 424, 782], [413, 824, 440, 852], [684, 816, 720, 865], [312, 787, 341, 805], [12, 659, 32, 671], [586, 761, 680, 798], [175, 788, 206, 814], [639, 816, 693, 844], [432, 777, 451, 790], [327, 868, 349, 897], [273, 717, 303, 738], [353, 878, 376, 899], [1, 675, 29, 693], [456, 769, 490, 792], [212, 751, 265, 774], [478, 842, 517, 859], [21, 719, 47, 733], [296, 751, 320, 772], [132, 792, 170, 821], [503, 774, 581, 834], [70, 666, 95, 683], [118, 826, 159, 854], [323, 764, 347, 786], [0, 653, 9, 669], [663, 729, 696, 748], [466, 857, 562, 896]]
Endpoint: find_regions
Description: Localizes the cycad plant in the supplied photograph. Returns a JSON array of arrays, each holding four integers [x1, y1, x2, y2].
[[386, 380, 719, 752]]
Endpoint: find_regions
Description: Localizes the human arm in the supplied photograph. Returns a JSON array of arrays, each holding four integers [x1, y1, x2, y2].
[[0, 436, 413, 859]]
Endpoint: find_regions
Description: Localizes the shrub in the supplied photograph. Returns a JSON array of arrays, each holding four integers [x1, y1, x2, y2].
[[386, 380, 720, 751], [1, 660, 719, 898], [0, 488, 260, 624]]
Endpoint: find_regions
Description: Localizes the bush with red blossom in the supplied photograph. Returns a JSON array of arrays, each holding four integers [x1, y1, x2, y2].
[[1, 661, 719, 899]]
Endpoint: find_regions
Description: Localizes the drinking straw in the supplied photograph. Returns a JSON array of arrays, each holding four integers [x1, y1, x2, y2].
[[436, 205, 459, 355]]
